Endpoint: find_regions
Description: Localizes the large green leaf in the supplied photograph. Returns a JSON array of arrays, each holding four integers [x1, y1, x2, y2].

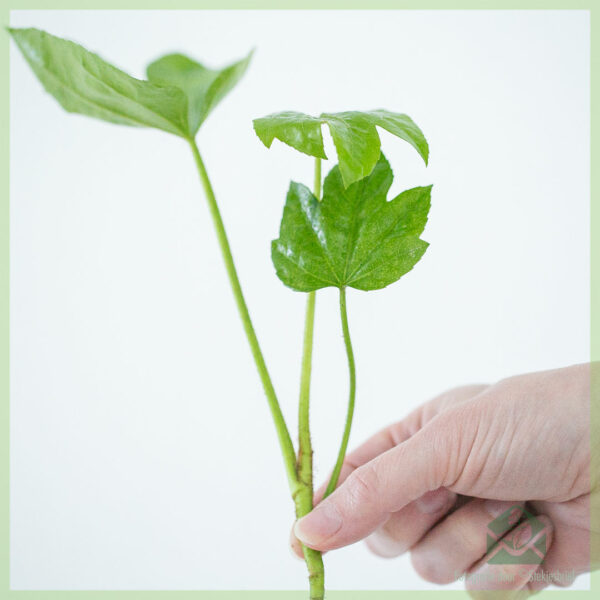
[[253, 109, 429, 187], [146, 50, 252, 136], [272, 154, 431, 292], [9, 27, 190, 137]]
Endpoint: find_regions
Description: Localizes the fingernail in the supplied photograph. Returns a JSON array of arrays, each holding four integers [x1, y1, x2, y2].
[[416, 488, 454, 514], [294, 503, 343, 548], [465, 561, 495, 591], [289, 542, 303, 560], [289, 525, 304, 560]]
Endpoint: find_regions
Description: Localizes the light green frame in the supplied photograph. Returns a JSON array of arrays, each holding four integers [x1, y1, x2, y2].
[[1, 1, 597, 598]]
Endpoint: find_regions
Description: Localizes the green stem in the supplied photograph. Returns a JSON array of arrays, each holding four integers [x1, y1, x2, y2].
[[295, 157, 324, 600], [297, 158, 322, 489], [297, 158, 322, 478], [298, 290, 316, 487], [188, 138, 299, 494], [324, 286, 356, 498], [294, 481, 324, 600], [313, 156, 322, 199]]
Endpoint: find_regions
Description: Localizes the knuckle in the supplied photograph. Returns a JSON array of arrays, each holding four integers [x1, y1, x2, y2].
[[438, 384, 490, 408], [345, 464, 380, 510], [452, 514, 484, 555], [433, 404, 481, 487]]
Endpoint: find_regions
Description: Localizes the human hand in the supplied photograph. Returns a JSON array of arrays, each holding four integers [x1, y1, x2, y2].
[[291, 364, 596, 596]]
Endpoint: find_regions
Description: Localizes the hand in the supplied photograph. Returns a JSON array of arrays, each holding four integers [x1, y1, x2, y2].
[[291, 364, 596, 597]]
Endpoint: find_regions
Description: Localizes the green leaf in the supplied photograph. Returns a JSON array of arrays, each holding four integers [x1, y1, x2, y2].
[[253, 111, 327, 160], [367, 109, 430, 166], [321, 111, 382, 186], [253, 109, 429, 187], [272, 154, 431, 292], [9, 27, 190, 137], [146, 50, 252, 136]]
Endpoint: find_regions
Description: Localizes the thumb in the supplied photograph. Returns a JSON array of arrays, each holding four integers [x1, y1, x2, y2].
[[294, 409, 473, 551]]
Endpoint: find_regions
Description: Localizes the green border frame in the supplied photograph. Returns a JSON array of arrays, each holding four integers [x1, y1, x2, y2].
[[1, 1, 596, 598]]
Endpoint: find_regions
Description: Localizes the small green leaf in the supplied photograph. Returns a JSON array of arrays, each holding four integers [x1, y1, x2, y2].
[[367, 109, 430, 168], [146, 50, 252, 136], [9, 27, 190, 137], [321, 111, 382, 187], [253, 111, 327, 160], [253, 109, 429, 187], [272, 154, 431, 292]]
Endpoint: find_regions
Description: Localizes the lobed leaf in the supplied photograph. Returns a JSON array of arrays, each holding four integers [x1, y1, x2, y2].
[[146, 49, 253, 136], [253, 109, 429, 187], [272, 154, 431, 292], [9, 27, 190, 137]]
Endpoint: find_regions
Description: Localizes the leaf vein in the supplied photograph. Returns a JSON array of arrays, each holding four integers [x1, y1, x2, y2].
[[274, 249, 339, 288], [38, 54, 186, 134]]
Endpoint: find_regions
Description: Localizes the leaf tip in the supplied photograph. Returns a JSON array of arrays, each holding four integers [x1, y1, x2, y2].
[[251, 118, 273, 148], [6, 26, 25, 41]]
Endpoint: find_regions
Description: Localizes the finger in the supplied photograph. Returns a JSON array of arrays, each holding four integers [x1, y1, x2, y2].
[[314, 384, 489, 502], [312, 425, 409, 505], [294, 490, 457, 560], [465, 515, 553, 599], [293, 490, 457, 559], [410, 500, 524, 584], [365, 487, 457, 558], [290, 426, 415, 561], [527, 498, 589, 589], [294, 406, 477, 551]]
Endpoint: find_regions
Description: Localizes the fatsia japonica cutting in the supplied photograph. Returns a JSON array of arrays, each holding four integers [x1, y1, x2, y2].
[[11, 27, 432, 600], [254, 109, 431, 598]]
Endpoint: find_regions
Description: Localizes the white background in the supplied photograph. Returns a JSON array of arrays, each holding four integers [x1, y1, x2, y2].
[[10, 9, 590, 591]]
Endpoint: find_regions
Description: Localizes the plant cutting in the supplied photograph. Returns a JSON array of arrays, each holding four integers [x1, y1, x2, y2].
[[10, 27, 432, 600], [254, 111, 431, 597]]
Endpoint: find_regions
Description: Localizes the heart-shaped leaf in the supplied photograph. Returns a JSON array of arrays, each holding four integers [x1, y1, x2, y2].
[[272, 154, 431, 292], [146, 50, 252, 136], [254, 109, 428, 187], [9, 28, 190, 137]]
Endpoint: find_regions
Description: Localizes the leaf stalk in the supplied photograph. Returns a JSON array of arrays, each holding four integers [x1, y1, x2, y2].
[[324, 286, 357, 498], [187, 137, 299, 494]]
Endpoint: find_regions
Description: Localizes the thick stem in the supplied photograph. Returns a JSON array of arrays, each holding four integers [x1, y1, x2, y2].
[[294, 487, 325, 600], [296, 157, 324, 600], [188, 138, 299, 494], [324, 286, 356, 498]]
